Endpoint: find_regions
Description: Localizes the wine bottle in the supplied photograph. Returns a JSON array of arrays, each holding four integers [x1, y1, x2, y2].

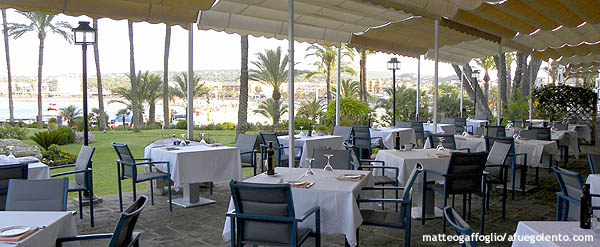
[[394, 132, 401, 150], [521, 118, 525, 129], [267, 141, 275, 176], [308, 123, 313, 137], [581, 184, 591, 229], [484, 122, 488, 137]]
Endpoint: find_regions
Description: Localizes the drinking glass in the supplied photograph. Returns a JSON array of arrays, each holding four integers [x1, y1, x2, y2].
[[436, 137, 445, 151], [304, 158, 316, 176], [323, 154, 334, 171], [299, 126, 304, 136], [7, 145, 15, 159], [200, 133, 207, 144]]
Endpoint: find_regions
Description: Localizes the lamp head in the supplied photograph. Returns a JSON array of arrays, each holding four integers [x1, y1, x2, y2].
[[73, 21, 96, 45]]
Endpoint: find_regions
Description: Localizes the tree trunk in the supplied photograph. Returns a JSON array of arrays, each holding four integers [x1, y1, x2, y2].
[[326, 67, 332, 105], [493, 54, 508, 114], [163, 25, 171, 128], [505, 57, 512, 101], [359, 49, 368, 102], [236, 34, 249, 135], [149, 103, 155, 124], [272, 90, 281, 125], [2, 9, 13, 123], [93, 19, 106, 131], [37, 34, 44, 129], [483, 71, 490, 98], [527, 57, 542, 95], [452, 64, 492, 117], [513, 52, 527, 96], [128, 21, 140, 132]]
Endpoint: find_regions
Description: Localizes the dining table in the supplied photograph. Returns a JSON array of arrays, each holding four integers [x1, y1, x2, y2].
[[369, 127, 417, 149], [222, 167, 373, 247], [506, 128, 580, 158], [145, 143, 241, 208], [0, 157, 50, 180], [277, 134, 345, 168], [569, 124, 592, 142], [512, 221, 600, 246], [466, 119, 489, 135], [422, 123, 456, 134], [0, 211, 79, 247]]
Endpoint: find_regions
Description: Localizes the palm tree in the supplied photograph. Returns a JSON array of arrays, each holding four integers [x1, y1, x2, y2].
[[162, 24, 171, 128], [304, 44, 355, 104], [59, 105, 82, 127], [357, 48, 372, 102], [249, 47, 289, 124], [237, 34, 249, 135], [474, 56, 494, 98], [253, 98, 288, 125], [542, 63, 559, 85], [92, 19, 106, 131], [138, 71, 162, 124], [297, 99, 325, 123], [7, 11, 73, 129], [340, 78, 360, 99], [169, 72, 209, 103], [2, 9, 13, 123], [127, 20, 140, 132], [116, 108, 130, 127], [89, 107, 108, 127]]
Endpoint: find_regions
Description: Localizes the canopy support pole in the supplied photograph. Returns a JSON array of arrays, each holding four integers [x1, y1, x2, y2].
[[460, 65, 464, 118], [187, 23, 194, 138], [416, 56, 421, 121], [336, 43, 341, 125], [497, 43, 502, 124], [529, 54, 533, 121], [288, 0, 295, 168], [433, 20, 439, 134]]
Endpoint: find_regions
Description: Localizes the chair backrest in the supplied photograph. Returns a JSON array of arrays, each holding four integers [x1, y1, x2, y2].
[[74, 146, 95, 189], [484, 136, 515, 155], [259, 132, 281, 147], [5, 178, 68, 211], [530, 127, 551, 140], [444, 152, 488, 194], [486, 141, 512, 166], [427, 134, 456, 149], [401, 163, 423, 201], [589, 154, 600, 174], [0, 164, 28, 211], [109, 195, 148, 246], [512, 120, 532, 128], [236, 134, 258, 154], [474, 114, 488, 120], [553, 167, 584, 200], [351, 125, 372, 148], [553, 122, 568, 131], [519, 129, 537, 139], [454, 118, 467, 126], [443, 206, 478, 247], [112, 143, 136, 178], [344, 145, 361, 169], [395, 122, 412, 128], [333, 126, 352, 142], [311, 149, 352, 170], [409, 121, 427, 146], [485, 125, 506, 138], [230, 181, 295, 245], [441, 117, 454, 124]]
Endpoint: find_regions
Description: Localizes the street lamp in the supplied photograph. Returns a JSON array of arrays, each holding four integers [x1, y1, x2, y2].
[[387, 57, 400, 125], [73, 21, 96, 146], [472, 69, 480, 117]]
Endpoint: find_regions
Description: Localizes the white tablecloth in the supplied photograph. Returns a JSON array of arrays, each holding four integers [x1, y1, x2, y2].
[[370, 127, 416, 149], [587, 174, 600, 217], [0, 211, 79, 247], [28, 162, 50, 180], [278, 135, 345, 168], [146, 145, 241, 189], [466, 119, 489, 135], [512, 221, 600, 247], [374, 149, 450, 185], [506, 129, 579, 158], [222, 167, 373, 247], [424, 135, 487, 152], [570, 124, 592, 142], [423, 123, 456, 134]]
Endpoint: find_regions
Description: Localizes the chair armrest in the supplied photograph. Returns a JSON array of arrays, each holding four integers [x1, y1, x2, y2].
[[51, 168, 91, 177], [358, 165, 398, 171], [227, 212, 296, 222], [358, 198, 410, 204], [362, 186, 405, 191], [359, 160, 385, 165], [556, 192, 581, 205], [134, 161, 169, 166], [49, 164, 75, 170], [485, 163, 509, 168], [239, 150, 256, 155], [135, 158, 151, 161], [56, 233, 114, 245], [298, 206, 320, 222]]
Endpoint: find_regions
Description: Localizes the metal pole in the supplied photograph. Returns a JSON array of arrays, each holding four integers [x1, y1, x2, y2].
[[474, 78, 477, 116], [416, 56, 420, 120], [460, 66, 463, 118], [187, 23, 194, 138], [433, 19, 439, 134], [336, 44, 341, 125], [392, 69, 396, 126], [528, 53, 533, 121], [497, 43, 503, 124], [82, 44, 89, 146], [288, 0, 295, 168]]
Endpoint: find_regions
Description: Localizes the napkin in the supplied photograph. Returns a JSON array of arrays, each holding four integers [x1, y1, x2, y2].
[[336, 174, 365, 182], [290, 181, 310, 188], [0, 227, 39, 242]]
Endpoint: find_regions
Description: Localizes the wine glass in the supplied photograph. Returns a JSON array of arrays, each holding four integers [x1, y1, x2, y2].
[[304, 158, 316, 176], [200, 133, 207, 144], [7, 145, 15, 159], [299, 126, 304, 136], [436, 137, 445, 151], [323, 154, 334, 171], [505, 122, 513, 130]]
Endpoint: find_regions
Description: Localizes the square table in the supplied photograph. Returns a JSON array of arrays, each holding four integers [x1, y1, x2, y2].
[[369, 127, 416, 149], [506, 128, 579, 158], [0, 158, 49, 180], [424, 135, 487, 152], [146, 144, 241, 207], [222, 167, 373, 247], [569, 124, 592, 142], [512, 221, 600, 247], [466, 119, 489, 135], [277, 135, 345, 168], [0, 211, 79, 247], [423, 123, 456, 134]]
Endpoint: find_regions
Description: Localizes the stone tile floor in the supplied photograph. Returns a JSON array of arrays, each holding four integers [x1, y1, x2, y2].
[[72, 145, 599, 246]]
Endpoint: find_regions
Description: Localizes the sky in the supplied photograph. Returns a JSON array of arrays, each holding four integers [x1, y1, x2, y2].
[[0, 9, 515, 80]]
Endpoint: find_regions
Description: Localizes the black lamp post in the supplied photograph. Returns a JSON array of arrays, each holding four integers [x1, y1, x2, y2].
[[472, 69, 480, 117], [387, 58, 400, 125], [73, 21, 96, 146]]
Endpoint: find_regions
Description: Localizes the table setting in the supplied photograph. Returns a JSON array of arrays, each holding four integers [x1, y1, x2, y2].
[[277, 134, 345, 168], [0, 155, 50, 180], [422, 122, 456, 134], [369, 127, 416, 149], [0, 211, 79, 247]]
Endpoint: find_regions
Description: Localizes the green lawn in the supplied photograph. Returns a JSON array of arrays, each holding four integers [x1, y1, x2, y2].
[[22, 128, 255, 197]]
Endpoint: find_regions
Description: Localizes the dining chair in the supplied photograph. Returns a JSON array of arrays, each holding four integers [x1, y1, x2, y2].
[[236, 134, 259, 175], [440, 117, 454, 124], [259, 132, 303, 167], [422, 152, 488, 234], [484, 136, 528, 199], [408, 121, 429, 148], [482, 140, 512, 219], [50, 145, 96, 226], [5, 178, 68, 211], [589, 154, 600, 174], [474, 114, 488, 120], [357, 163, 423, 247], [332, 125, 352, 143], [112, 143, 172, 212], [443, 206, 479, 247], [485, 125, 505, 138], [553, 122, 568, 131], [351, 125, 384, 159], [0, 163, 28, 211], [553, 167, 584, 221], [56, 195, 148, 247], [427, 134, 470, 152], [512, 120, 532, 128], [311, 149, 352, 170], [453, 117, 472, 134], [226, 180, 320, 247], [531, 126, 569, 167]]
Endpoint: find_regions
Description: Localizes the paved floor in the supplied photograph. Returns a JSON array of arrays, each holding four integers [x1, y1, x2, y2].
[[71, 145, 599, 246]]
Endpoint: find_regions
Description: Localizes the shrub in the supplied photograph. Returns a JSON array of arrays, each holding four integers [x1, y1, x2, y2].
[[220, 122, 236, 130], [75, 131, 96, 144], [175, 120, 187, 129], [27, 122, 48, 128], [0, 124, 28, 140], [142, 123, 162, 130], [30, 127, 75, 150], [325, 97, 372, 126], [54, 126, 76, 145], [41, 144, 77, 167]]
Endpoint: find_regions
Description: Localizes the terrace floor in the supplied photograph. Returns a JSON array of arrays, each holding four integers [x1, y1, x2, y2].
[[72, 145, 599, 247]]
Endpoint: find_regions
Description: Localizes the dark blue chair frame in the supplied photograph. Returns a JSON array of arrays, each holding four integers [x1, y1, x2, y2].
[[482, 137, 512, 219], [236, 134, 259, 175], [56, 195, 148, 247], [357, 163, 423, 247], [0, 163, 28, 211], [484, 137, 528, 200], [6, 177, 69, 211], [553, 168, 600, 221], [408, 121, 430, 148], [589, 154, 600, 174], [485, 125, 506, 138], [112, 143, 172, 212], [530, 126, 569, 168], [453, 117, 473, 134], [227, 180, 320, 247], [351, 125, 384, 159], [422, 152, 488, 234], [50, 146, 96, 227], [427, 134, 471, 153], [443, 206, 479, 247], [259, 132, 303, 168]]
